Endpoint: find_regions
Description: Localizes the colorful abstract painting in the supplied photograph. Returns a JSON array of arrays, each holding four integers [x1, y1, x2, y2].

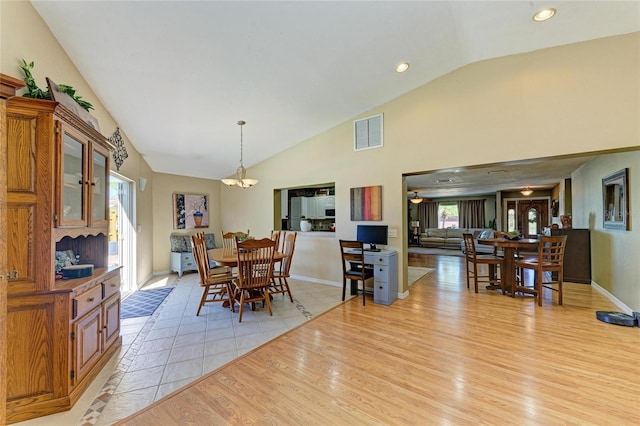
[[350, 185, 382, 221], [173, 193, 209, 229]]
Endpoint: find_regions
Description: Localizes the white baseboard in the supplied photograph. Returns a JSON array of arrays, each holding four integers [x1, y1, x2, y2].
[[591, 280, 632, 314]]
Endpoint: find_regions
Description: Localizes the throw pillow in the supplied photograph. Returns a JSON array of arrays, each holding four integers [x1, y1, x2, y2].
[[204, 233, 216, 249], [170, 234, 188, 252]]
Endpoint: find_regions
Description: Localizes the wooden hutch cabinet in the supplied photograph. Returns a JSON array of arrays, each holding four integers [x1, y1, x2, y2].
[[4, 93, 122, 423]]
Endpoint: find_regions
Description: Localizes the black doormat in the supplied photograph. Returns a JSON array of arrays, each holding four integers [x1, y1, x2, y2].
[[121, 287, 174, 319]]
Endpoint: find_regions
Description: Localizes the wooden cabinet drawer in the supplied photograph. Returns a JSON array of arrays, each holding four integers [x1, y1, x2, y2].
[[73, 285, 102, 320], [102, 275, 120, 299]]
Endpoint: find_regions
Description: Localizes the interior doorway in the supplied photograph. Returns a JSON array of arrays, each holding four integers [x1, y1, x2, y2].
[[109, 173, 136, 296], [506, 199, 549, 238]]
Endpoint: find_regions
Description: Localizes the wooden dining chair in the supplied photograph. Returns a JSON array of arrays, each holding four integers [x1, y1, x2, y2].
[[271, 230, 284, 252], [339, 240, 374, 305], [191, 234, 235, 315], [269, 231, 297, 302], [513, 235, 567, 306], [233, 237, 276, 322], [221, 230, 250, 249], [462, 233, 503, 294]]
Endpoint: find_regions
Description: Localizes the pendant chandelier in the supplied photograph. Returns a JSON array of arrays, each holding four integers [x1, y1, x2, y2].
[[221, 120, 258, 188], [409, 191, 423, 204], [520, 187, 533, 196]]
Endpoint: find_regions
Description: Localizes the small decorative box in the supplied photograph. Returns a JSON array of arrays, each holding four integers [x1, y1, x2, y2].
[[62, 264, 94, 279]]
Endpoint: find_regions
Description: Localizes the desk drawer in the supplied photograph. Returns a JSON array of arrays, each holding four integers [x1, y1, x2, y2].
[[103, 275, 120, 299], [365, 254, 390, 266], [372, 265, 392, 282], [73, 285, 102, 320]]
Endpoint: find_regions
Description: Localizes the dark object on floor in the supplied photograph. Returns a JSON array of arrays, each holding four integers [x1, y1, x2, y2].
[[634, 312, 640, 326], [121, 287, 174, 319], [595, 311, 636, 327]]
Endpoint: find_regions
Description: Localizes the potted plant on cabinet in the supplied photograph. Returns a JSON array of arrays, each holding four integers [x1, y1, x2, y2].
[[300, 216, 312, 232]]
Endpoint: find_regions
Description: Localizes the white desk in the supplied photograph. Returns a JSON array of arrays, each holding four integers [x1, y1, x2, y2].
[[364, 249, 398, 305]]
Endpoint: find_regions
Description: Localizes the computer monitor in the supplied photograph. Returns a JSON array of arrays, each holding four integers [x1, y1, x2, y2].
[[356, 225, 388, 251]]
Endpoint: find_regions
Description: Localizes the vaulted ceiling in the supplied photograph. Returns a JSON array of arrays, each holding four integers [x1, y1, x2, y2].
[[32, 1, 640, 184]]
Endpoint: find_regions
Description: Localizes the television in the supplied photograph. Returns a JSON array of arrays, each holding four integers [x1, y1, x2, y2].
[[356, 225, 388, 251]]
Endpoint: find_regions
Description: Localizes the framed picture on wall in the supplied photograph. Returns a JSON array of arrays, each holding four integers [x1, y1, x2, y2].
[[350, 185, 382, 221], [602, 168, 629, 230], [173, 192, 209, 229]]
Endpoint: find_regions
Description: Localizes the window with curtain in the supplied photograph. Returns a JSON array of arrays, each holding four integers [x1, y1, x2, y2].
[[417, 201, 439, 229], [458, 199, 486, 228], [438, 202, 459, 228]]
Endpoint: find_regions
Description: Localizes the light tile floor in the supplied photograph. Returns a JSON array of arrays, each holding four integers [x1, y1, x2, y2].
[[15, 272, 343, 426]]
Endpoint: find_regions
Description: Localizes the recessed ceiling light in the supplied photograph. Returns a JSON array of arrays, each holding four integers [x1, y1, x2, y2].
[[396, 62, 410, 73], [533, 8, 556, 22]]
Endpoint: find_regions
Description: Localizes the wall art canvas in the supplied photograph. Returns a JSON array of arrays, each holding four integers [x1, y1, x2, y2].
[[350, 185, 382, 221], [174, 193, 209, 229]]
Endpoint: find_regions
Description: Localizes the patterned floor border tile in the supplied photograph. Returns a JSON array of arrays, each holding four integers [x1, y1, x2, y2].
[[76, 276, 318, 425], [76, 277, 180, 425]]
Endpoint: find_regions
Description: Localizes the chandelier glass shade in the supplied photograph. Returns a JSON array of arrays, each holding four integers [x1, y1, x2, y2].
[[221, 120, 258, 188], [520, 187, 533, 196], [409, 191, 423, 204]]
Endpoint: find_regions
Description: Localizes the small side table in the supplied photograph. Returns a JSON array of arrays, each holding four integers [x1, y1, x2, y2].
[[409, 233, 420, 246]]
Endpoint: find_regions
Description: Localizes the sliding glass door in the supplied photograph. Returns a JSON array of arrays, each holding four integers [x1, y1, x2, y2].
[[109, 173, 136, 296]]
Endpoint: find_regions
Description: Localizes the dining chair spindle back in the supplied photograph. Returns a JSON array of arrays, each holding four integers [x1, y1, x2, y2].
[[269, 231, 297, 302], [233, 237, 276, 322], [191, 234, 234, 315]]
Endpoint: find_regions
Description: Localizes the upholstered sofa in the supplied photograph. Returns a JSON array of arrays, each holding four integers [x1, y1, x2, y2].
[[419, 228, 491, 251]]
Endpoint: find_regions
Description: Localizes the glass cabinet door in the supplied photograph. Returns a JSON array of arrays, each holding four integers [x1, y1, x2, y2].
[[91, 146, 108, 225], [59, 131, 87, 226]]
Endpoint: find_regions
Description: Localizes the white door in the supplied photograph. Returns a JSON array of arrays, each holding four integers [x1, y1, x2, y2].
[[109, 174, 135, 296]]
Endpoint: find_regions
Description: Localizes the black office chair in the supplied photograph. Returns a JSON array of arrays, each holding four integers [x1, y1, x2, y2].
[[339, 240, 374, 305]]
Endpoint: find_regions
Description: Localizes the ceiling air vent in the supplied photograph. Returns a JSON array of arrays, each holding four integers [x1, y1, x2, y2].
[[353, 113, 383, 151]]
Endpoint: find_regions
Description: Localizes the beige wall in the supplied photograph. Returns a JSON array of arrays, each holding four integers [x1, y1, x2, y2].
[[221, 32, 640, 305], [152, 173, 221, 273], [572, 151, 640, 310]]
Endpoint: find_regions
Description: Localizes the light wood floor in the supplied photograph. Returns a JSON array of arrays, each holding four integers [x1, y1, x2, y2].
[[118, 254, 639, 425]]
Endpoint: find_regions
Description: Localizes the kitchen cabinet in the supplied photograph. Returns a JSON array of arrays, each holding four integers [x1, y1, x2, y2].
[[302, 197, 318, 219], [4, 94, 121, 423]]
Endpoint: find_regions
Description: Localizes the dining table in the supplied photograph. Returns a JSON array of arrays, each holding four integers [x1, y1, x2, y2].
[[208, 247, 286, 267], [477, 237, 540, 295], [208, 247, 286, 309]]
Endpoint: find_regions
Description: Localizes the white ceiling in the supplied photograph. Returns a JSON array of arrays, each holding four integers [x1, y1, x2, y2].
[[31, 1, 640, 182], [405, 154, 595, 199]]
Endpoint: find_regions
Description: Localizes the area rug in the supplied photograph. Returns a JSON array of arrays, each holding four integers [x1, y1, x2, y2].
[[408, 247, 464, 257], [408, 266, 435, 285], [120, 287, 174, 319]]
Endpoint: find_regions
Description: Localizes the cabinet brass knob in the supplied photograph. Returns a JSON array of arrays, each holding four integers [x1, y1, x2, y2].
[[87, 297, 94, 302]]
